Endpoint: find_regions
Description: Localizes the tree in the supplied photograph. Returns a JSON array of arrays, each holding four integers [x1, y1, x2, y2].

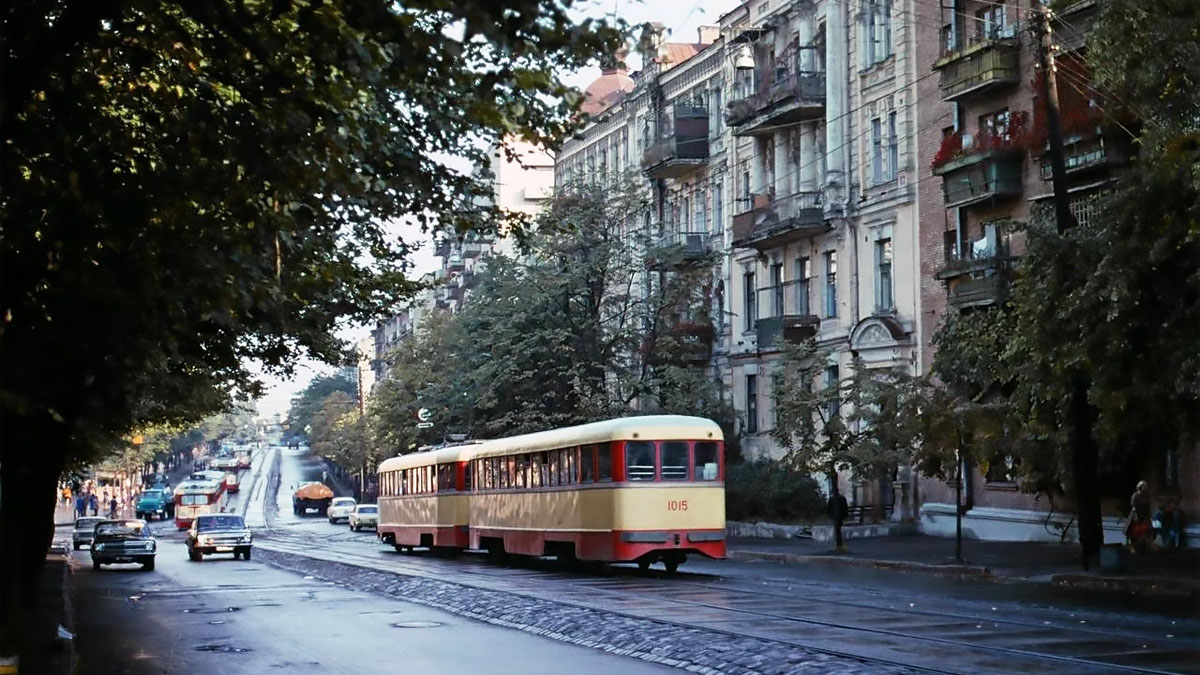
[[1, 0, 621, 658], [286, 374, 357, 443], [771, 341, 921, 550], [368, 178, 730, 451]]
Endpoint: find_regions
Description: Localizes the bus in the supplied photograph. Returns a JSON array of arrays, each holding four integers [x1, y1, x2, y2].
[[376, 415, 725, 572], [173, 478, 225, 529]]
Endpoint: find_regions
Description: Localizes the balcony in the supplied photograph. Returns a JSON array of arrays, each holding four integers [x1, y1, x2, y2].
[[1038, 133, 1128, 180], [755, 314, 820, 352], [668, 321, 715, 364], [731, 191, 828, 251], [726, 71, 826, 136], [933, 147, 1023, 208], [936, 225, 1013, 309], [934, 33, 1020, 102], [1054, 0, 1098, 54], [646, 231, 714, 270], [446, 254, 465, 272], [641, 105, 710, 179], [461, 240, 489, 258]]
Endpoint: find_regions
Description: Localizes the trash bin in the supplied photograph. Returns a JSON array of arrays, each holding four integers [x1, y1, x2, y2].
[[1099, 543, 1125, 574]]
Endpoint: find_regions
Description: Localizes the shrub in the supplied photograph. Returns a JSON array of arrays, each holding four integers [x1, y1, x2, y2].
[[726, 459, 825, 523]]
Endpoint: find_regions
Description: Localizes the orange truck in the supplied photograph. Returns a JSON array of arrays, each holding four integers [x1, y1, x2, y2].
[[292, 481, 334, 516]]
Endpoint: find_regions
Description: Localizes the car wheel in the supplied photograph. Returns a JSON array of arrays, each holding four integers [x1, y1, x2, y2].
[[92, 559, 101, 570], [243, 549, 251, 561], [142, 559, 155, 572], [188, 548, 202, 562], [73, 542, 80, 551]]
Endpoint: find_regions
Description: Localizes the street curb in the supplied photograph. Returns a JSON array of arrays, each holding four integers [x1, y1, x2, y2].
[[1050, 573, 1200, 599], [728, 549, 993, 577]]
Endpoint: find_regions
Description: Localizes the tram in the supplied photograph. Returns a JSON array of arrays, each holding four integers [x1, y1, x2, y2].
[[173, 477, 225, 529], [375, 415, 725, 571], [376, 446, 471, 551]]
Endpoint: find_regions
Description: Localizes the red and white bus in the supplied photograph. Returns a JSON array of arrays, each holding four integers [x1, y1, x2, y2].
[[173, 478, 225, 529]]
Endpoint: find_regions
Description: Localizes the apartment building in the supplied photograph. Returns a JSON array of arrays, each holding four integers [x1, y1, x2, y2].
[[913, 0, 1142, 542]]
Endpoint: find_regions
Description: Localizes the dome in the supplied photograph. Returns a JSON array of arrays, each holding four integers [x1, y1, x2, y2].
[[580, 67, 633, 116]]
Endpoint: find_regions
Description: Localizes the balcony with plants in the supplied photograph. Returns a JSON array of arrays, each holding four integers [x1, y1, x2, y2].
[[641, 104, 711, 179], [1028, 76, 1129, 181], [931, 112, 1027, 207], [933, 24, 1020, 101], [731, 190, 827, 251]]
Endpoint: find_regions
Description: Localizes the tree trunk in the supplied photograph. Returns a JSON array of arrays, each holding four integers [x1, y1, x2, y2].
[[830, 466, 844, 551], [0, 411, 71, 664], [1069, 376, 1103, 570]]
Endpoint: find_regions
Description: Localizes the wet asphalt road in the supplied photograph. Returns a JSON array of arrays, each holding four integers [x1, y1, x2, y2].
[[63, 446, 675, 675]]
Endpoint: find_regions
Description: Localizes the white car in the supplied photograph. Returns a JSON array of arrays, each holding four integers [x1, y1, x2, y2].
[[326, 497, 357, 523], [348, 504, 378, 532]]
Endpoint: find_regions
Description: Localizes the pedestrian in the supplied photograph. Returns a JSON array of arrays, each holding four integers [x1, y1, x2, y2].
[[1154, 498, 1185, 551], [75, 493, 86, 518], [826, 489, 849, 551], [1125, 480, 1155, 553], [61, 486, 71, 504], [89, 493, 99, 516], [108, 496, 118, 519]]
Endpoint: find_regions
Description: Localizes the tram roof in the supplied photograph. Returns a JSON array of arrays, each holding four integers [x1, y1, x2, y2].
[[468, 415, 722, 461], [173, 479, 221, 494], [377, 444, 476, 472]]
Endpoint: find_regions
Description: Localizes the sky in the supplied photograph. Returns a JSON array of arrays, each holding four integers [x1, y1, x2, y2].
[[253, 0, 741, 419]]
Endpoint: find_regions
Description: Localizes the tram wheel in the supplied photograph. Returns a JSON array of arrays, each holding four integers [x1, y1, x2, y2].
[[636, 558, 651, 572], [664, 559, 680, 573]]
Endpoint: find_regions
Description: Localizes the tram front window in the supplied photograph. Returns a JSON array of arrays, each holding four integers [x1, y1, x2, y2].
[[661, 442, 689, 480], [625, 441, 655, 481], [694, 442, 720, 481]]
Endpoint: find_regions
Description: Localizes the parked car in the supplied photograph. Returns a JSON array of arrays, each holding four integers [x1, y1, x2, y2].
[[90, 519, 156, 571], [135, 488, 173, 521], [327, 497, 357, 524], [187, 513, 252, 561], [72, 516, 106, 550], [348, 504, 378, 532]]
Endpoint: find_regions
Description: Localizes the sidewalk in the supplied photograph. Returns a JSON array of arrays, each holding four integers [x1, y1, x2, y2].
[[728, 534, 1200, 599], [21, 538, 74, 675]]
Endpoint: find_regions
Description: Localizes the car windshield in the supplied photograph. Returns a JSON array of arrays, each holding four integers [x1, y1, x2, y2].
[[140, 490, 163, 499], [197, 515, 246, 531], [333, 498, 355, 506], [75, 518, 104, 530], [96, 521, 149, 537], [357, 506, 378, 514]]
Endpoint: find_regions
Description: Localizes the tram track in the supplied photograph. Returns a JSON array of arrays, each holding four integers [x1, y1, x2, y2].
[[255, 530, 1198, 675]]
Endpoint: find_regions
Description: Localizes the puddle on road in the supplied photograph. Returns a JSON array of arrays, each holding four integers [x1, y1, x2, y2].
[[390, 620, 444, 628], [194, 644, 253, 653], [208, 620, 227, 625]]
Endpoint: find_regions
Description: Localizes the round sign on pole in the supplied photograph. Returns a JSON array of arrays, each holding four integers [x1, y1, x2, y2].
[[416, 408, 432, 423]]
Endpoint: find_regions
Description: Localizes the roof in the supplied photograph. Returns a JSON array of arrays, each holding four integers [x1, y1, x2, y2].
[[173, 479, 221, 494], [659, 42, 706, 69], [377, 445, 476, 473], [580, 68, 634, 116]]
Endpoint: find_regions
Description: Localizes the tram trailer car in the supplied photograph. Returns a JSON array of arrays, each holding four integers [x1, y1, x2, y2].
[[376, 447, 470, 551]]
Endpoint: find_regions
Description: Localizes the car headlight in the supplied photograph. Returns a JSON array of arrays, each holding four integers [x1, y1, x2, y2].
[[145, 541, 156, 551], [199, 536, 214, 546], [240, 533, 252, 543], [94, 543, 105, 551]]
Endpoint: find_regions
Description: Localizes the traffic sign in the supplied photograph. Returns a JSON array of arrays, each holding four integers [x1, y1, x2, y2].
[[416, 407, 432, 422], [416, 422, 434, 429]]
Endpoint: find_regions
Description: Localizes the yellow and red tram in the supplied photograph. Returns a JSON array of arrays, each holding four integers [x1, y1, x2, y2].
[[376, 446, 471, 551], [375, 415, 725, 571]]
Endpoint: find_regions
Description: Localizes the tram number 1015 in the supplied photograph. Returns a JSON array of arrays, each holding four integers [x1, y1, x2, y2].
[[667, 500, 689, 512]]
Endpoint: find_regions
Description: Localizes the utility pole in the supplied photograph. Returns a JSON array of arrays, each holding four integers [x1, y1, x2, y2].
[[1031, 1, 1100, 571]]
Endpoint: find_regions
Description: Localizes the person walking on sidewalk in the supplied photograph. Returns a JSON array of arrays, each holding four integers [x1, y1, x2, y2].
[[75, 493, 86, 518], [827, 490, 849, 552], [1126, 481, 1155, 553], [107, 496, 118, 519]]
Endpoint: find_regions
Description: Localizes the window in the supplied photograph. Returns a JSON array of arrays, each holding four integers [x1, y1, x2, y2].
[[770, 374, 781, 428], [713, 181, 724, 235], [866, 0, 892, 63], [694, 442, 720, 480], [681, 195, 690, 231], [711, 85, 723, 136], [824, 251, 838, 318], [771, 263, 784, 317], [746, 375, 759, 434], [597, 444, 613, 481], [695, 191, 707, 232], [824, 365, 840, 420], [876, 238, 893, 311], [743, 270, 757, 331], [795, 257, 811, 315], [580, 445, 595, 483], [976, 2, 1007, 41], [871, 117, 884, 184], [986, 454, 1020, 483], [979, 109, 1011, 146], [740, 170, 751, 210], [887, 112, 899, 180], [660, 442, 689, 480]]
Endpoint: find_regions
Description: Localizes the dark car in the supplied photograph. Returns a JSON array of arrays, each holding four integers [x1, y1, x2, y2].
[[90, 519, 156, 571], [187, 513, 252, 561]]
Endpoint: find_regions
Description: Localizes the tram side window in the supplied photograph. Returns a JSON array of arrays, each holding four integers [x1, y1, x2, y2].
[[401, 469, 408, 496], [625, 441, 655, 481], [661, 441, 689, 481], [463, 462, 471, 492], [566, 447, 576, 485], [597, 444, 613, 481], [580, 445, 595, 483], [548, 450, 560, 486], [694, 442, 720, 480], [437, 464, 454, 492]]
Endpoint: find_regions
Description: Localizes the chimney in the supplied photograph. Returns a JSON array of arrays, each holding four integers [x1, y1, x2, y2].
[[697, 26, 719, 45]]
